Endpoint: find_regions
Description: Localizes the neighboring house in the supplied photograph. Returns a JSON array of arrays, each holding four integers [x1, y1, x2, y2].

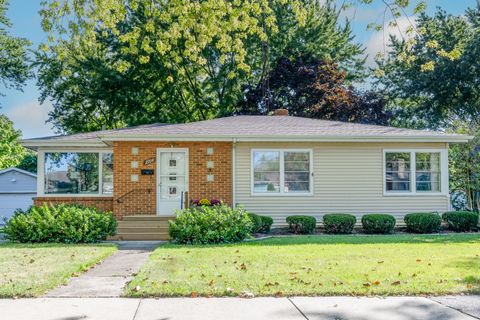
[[0, 168, 37, 223], [21, 110, 471, 239]]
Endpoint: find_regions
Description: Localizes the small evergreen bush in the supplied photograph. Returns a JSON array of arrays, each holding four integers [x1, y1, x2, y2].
[[4, 204, 116, 243], [260, 216, 274, 233], [442, 211, 479, 232], [323, 214, 356, 234], [247, 213, 263, 233], [169, 205, 252, 244], [361, 214, 396, 234], [286, 215, 316, 234], [404, 212, 442, 233]]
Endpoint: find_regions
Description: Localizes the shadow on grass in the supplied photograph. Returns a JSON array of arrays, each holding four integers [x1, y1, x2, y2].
[[161, 233, 480, 249], [448, 257, 480, 294]]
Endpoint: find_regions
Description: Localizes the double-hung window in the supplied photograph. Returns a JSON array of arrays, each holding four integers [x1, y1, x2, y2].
[[384, 150, 445, 194], [252, 149, 312, 195], [42, 151, 113, 196]]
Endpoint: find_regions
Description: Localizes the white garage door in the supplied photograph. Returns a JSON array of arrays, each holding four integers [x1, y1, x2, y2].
[[0, 193, 35, 223]]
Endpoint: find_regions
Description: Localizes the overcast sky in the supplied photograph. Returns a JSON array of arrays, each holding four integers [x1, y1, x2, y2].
[[2, 0, 477, 138]]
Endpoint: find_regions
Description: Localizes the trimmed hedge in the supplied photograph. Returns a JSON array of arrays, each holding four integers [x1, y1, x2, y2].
[[3, 204, 116, 243], [442, 211, 479, 232], [361, 214, 396, 234], [404, 212, 442, 233], [286, 216, 316, 234], [323, 214, 356, 234], [260, 216, 274, 233], [169, 205, 253, 244], [247, 213, 263, 233]]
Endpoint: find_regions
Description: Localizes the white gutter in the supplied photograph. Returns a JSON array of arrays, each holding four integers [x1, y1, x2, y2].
[[21, 133, 473, 149], [232, 138, 237, 208], [20, 140, 110, 150], [98, 134, 472, 143]]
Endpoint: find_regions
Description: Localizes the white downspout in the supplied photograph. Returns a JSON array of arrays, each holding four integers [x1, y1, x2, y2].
[[232, 138, 237, 208]]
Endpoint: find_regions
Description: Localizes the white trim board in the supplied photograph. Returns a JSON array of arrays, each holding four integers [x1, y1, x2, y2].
[[37, 149, 114, 197], [250, 148, 314, 197], [382, 148, 449, 197]]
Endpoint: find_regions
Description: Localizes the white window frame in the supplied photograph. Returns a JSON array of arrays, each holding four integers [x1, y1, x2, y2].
[[383, 148, 448, 196], [251, 148, 313, 196], [37, 148, 114, 197]]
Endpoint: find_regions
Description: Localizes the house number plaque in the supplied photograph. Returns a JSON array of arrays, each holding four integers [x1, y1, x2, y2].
[[144, 157, 155, 166]]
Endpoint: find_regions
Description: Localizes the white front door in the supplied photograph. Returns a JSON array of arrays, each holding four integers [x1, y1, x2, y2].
[[156, 148, 188, 215]]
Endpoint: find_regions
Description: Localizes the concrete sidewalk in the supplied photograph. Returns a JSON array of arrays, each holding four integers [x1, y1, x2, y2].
[[45, 241, 163, 298], [0, 296, 478, 320]]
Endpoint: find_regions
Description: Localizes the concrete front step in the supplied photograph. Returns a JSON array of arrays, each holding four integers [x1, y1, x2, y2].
[[122, 215, 174, 221], [117, 226, 169, 234], [110, 233, 170, 241], [113, 215, 174, 240], [117, 222, 171, 228]]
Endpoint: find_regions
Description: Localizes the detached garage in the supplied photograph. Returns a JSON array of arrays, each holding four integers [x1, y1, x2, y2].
[[0, 168, 36, 223]]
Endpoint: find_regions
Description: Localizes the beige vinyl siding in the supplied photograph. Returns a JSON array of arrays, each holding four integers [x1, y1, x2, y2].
[[235, 142, 449, 226]]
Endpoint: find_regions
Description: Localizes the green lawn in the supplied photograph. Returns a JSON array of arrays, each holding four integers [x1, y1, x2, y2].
[[125, 234, 480, 297], [0, 243, 116, 297]]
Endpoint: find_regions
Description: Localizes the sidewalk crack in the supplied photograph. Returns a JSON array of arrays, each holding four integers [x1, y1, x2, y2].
[[288, 298, 309, 320], [132, 299, 142, 320], [428, 298, 480, 320]]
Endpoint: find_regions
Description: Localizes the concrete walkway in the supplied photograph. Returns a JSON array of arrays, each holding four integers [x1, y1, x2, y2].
[[0, 296, 478, 320], [45, 241, 163, 298]]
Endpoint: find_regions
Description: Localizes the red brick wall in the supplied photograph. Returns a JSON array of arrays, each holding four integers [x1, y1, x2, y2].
[[113, 141, 232, 218], [33, 197, 113, 212]]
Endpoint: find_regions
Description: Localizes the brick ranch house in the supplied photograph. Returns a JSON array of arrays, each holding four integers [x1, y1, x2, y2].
[[22, 111, 471, 240]]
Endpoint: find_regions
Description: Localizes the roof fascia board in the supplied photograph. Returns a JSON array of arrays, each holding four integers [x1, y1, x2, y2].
[[0, 167, 37, 178], [99, 134, 472, 143], [21, 134, 473, 147], [20, 140, 109, 149]]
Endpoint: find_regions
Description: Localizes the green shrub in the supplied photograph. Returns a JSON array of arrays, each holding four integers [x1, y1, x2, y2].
[[286, 215, 316, 234], [4, 204, 116, 243], [169, 205, 253, 244], [247, 213, 263, 233], [323, 214, 356, 234], [404, 212, 442, 233], [260, 216, 274, 233], [361, 214, 396, 234], [442, 211, 479, 232]]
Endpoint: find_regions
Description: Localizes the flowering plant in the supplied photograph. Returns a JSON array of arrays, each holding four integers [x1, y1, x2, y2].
[[197, 198, 211, 206], [192, 198, 222, 206]]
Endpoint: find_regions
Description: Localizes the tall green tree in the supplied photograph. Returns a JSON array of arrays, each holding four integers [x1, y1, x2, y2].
[[375, 6, 480, 130], [0, 0, 30, 98], [236, 54, 391, 125], [449, 123, 480, 212], [0, 114, 26, 169], [36, 0, 364, 133]]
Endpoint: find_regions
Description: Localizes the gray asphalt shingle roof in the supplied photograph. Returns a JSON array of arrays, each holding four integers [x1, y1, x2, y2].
[[22, 115, 470, 145]]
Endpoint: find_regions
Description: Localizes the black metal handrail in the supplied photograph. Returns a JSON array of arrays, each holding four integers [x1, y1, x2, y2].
[[115, 188, 153, 203]]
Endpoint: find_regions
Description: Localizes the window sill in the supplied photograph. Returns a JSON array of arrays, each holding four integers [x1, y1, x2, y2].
[[250, 192, 314, 197], [383, 192, 447, 197], [37, 194, 114, 198]]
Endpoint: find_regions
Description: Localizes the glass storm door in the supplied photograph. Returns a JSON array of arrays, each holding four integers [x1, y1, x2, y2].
[[156, 149, 188, 215]]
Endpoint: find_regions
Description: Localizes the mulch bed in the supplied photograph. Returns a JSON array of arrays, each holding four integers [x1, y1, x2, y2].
[[251, 227, 479, 238]]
